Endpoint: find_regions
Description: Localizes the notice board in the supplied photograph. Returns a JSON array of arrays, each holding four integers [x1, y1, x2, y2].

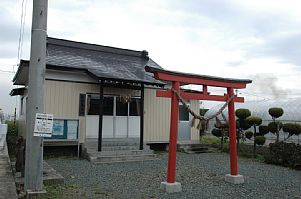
[[47, 119, 79, 140]]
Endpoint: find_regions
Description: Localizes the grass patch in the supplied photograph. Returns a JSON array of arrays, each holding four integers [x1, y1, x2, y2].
[[39, 185, 113, 199], [40, 184, 86, 199], [221, 142, 268, 162], [200, 135, 221, 145]]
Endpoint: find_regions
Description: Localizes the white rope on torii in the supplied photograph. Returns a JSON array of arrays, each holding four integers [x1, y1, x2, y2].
[[171, 88, 235, 130]]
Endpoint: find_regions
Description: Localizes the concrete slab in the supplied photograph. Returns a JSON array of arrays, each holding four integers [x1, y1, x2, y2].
[[0, 182, 18, 199], [26, 189, 46, 199], [14, 161, 64, 186], [225, 174, 244, 184], [160, 181, 182, 193], [0, 144, 18, 199]]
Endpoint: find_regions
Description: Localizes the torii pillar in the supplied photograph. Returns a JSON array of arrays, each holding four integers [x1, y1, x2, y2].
[[145, 66, 252, 193]]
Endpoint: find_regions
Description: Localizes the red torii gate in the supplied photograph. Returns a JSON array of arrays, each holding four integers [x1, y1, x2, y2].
[[145, 66, 252, 193]]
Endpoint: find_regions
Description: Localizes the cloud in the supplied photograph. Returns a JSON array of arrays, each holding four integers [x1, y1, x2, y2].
[[248, 32, 301, 66], [248, 74, 289, 99]]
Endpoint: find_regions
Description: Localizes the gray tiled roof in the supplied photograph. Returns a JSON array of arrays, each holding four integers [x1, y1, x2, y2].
[[46, 37, 163, 85]]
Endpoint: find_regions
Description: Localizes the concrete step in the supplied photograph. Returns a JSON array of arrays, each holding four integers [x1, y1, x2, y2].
[[90, 153, 157, 164], [177, 143, 209, 154], [88, 149, 154, 156], [86, 145, 150, 151], [85, 138, 140, 147]]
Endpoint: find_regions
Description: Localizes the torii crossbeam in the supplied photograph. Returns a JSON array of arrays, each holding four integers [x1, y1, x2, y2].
[[145, 66, 252, 193]]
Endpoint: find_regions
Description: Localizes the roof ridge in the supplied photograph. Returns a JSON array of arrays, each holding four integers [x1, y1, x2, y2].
[[47, 37, 147, 58]]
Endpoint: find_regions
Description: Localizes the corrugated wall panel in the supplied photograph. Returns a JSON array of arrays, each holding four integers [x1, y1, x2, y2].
[[190, 100, 200, 141], [144, 88, 200, 142], [144, 88, 171, 142], [44, 80, 99, 143]]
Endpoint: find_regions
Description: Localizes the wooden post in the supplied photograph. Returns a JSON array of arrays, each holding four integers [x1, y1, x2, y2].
[[98, 80, 104, 151], [167, 81, 180, 183], [227, 87, 238, 175], [139, 84, 144, 150]]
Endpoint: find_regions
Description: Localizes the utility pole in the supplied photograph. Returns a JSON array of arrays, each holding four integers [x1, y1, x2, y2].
[[24, 0, 48, 193]]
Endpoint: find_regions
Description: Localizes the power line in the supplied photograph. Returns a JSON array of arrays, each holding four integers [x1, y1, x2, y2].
[[16, 0, 28, 72], [0, 69, 15, 74], [20, 0, 28, 61]]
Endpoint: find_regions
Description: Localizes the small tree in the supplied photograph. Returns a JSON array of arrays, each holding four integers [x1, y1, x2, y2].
[[245, 131, 253, 139], [258, 125, 269, 136], [255, 125, 268, 146], [282, 123, 301, 141], [255, 136, 266, 146], [246, 116, 262, 156], [211, 118, 228, 150], [268, 107, 284, 142], [235, 109, 251, 149]]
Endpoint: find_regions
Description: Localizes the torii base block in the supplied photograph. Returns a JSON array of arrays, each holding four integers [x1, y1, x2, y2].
[[225, 174, 244, 184], [160, 182, 182, 193]]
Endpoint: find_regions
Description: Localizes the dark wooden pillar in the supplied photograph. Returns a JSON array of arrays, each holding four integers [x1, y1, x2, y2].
[[139, 84, 144, 150], [98, 80, 104, 151]]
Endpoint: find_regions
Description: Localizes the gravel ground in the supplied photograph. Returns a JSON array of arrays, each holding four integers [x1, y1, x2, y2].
[[46, 153, 301, 199]]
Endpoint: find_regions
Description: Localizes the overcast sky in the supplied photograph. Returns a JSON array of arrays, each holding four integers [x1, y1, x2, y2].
[[1, 0, 301, 114]]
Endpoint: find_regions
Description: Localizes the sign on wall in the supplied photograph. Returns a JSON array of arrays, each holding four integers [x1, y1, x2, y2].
[[33, 113, 54, 137], [45, 119, 79, 140]]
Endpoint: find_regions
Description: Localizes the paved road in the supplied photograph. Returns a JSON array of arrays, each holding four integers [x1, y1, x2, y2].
[[0, 143, 18, 199]]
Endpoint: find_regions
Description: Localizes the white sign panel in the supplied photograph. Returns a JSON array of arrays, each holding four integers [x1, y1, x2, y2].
[[67, 120, 78, 139], [33, 113, 54, 137]]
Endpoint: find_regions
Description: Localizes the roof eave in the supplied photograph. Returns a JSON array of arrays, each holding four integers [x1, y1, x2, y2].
[[145, 65, 252, 84]]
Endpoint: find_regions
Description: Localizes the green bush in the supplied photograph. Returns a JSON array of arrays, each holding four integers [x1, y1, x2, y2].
[[268, 107, 284, 119], [268, 121, 283, 133], [235, 109, 251, 119], [5, 121, 18, 158], [255, 136, 266, 145], [283, 123, 301, 136], [245, 131, 253, 139], [258, 125, 269, 136], [265, 142, 301, 169], [211, 128, 222, 137], [200, 135, 221, 145], [221, 142, 268, 160], [246, 116, 262, 126]]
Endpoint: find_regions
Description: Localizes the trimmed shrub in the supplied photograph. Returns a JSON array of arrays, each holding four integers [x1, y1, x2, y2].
[[268, 107, 284, 119], [268, 121, 283, 134], [245, 131, 253, 139], [265, 142, 301, 169], [235, 109, 251, 119], [258, 125, 269, 136], [246, 116, 262, 126], [283, 123, 301, 136], [211, 128, 222, 137], [255, 136, 266, 145]]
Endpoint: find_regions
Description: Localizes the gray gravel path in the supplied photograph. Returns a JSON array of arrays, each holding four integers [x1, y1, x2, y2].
[[46, 153, 301, 199]]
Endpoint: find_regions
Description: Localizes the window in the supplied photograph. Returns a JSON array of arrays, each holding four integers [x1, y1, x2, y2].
[[87, 95, 113, 115], [78, 94, 86, 116], [20, 97, 24, 115], [179, 104, 189, 121], [103, 96, 114, 115], [116, 97, 128, 116], [129, 98, 140, 116]]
